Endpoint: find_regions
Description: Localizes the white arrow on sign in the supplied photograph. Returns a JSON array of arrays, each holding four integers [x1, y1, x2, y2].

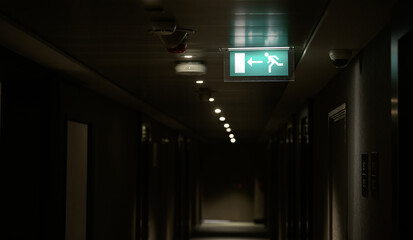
[[247, 57, 263, 67]]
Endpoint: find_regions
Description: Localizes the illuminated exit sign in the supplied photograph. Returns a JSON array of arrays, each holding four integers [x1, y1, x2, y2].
[[231, 50, 288, 76], [223, 47, 294, 82]]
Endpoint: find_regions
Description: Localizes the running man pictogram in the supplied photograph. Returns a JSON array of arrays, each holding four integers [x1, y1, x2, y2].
[[265, 52, 284, 73]]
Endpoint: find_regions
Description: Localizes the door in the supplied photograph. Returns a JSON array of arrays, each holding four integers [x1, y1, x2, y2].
[[328, 104, 348, 240], [65, 120, 89, 240]]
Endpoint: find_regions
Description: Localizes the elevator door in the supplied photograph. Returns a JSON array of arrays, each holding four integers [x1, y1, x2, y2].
[[328, 104, 348, 240]]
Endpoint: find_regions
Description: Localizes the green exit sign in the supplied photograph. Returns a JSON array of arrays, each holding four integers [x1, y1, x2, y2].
[[230, 50, 288, 76], [223, 47, 293, 82]]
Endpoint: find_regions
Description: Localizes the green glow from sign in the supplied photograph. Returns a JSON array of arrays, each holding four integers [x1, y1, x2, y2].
[[231, 14, 289, 47], [230, 49, 289, 77]]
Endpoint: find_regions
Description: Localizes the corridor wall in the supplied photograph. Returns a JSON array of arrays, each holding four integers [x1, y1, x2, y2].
[[271, 20, 401, 240], [1, 46, 142, 240]]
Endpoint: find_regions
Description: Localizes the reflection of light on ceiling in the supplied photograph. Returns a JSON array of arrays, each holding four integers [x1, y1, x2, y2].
[[234, 17, 246, 46], [234, 17, 246, 27], [248, 31, 253, 42], [231, 13, 288, 47], [264, 28, 280, 46]]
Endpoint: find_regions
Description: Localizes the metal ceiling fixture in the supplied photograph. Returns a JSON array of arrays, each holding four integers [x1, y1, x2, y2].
[[149, 20, 177, 36], [147, 7, 195, 53]]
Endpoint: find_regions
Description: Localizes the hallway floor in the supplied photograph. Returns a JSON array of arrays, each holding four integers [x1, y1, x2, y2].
[[191, 220, 269, 240]]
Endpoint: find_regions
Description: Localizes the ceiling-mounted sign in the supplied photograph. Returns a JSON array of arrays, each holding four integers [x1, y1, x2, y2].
[[222, 47, 294, 82]]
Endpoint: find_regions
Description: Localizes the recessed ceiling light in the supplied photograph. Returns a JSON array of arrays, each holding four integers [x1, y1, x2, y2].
[[209, 97, 215, 102], [215, 108, 221, 114], [175, 62, 206, 75], [229, 134, 234, 138], [230, 138, 236, 143], [219, 117, 226, 121], [196, 80, 204, 84], [224, 123, 230, 128], [226, 128, 232, 132], [184, 55, 193, 58]]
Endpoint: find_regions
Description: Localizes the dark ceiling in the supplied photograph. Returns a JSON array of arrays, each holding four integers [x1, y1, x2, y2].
[[0, 0, 396, 143]]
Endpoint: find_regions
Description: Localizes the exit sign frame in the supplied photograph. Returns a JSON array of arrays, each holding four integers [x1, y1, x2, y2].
[[222, 47, 294, 82]]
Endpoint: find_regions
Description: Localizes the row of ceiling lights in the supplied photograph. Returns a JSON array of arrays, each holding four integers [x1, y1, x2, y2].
[[148, 12, 233, 142], [172, 50, 235, 143], [194, 74, 236, 143]]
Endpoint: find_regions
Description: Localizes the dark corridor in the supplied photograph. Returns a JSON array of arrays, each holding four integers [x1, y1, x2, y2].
[[0, 1, 412, 240]]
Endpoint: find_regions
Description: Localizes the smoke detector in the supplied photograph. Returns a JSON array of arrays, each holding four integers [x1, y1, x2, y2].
[[149, 20, 177, 35], [175, 62, 206, 76]]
